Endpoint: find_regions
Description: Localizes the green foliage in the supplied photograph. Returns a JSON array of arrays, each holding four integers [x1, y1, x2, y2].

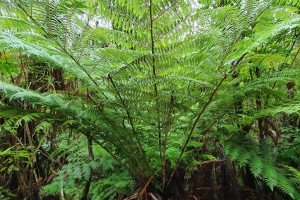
[[0, 186, 16, 200], [90, 171, 134, 200], [41, 135, 134, 200], [278, 127, 300, 165], [0, 0, 300, 199], [0, 146, 31, 173], [224, 136, 300, 198]]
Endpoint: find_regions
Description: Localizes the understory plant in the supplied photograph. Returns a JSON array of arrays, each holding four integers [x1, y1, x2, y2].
[[0, 0, 300, 199]]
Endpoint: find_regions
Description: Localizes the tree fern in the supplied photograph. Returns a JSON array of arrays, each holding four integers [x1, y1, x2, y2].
[[1, 0, 300, 198]]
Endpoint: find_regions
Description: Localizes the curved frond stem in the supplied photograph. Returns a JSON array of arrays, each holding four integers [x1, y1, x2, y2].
[[162, 92, 175, 190], [107, 74, 137, 134], [165, 73, 228, 191], [149, 0, 162, 161], [83, 93, 149, 173], [291, 47, 300, 68], [107, 74, 153, 174], [90, 120, 146, 174], [77, 116, 144, 176], [88, 134, 132, 173]]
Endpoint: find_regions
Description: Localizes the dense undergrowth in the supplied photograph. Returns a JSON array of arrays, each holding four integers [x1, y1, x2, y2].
[[0, 0, 300, 199]]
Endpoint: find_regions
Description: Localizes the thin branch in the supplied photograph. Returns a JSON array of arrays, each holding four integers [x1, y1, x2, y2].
[[148, 193, 159, 200], [138, 175, 154, 198]]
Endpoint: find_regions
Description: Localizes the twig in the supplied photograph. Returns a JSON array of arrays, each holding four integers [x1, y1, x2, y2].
[[198, 159, 225, 165], [148, 193, 158, 200], [192, 195, 198, 200], [138, 175, 154, 199], [123, 193, 138, 200]]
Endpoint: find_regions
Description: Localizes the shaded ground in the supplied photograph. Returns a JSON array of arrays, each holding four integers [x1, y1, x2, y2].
[[139, 160, 292, 200], [185, 160, 290, 200]]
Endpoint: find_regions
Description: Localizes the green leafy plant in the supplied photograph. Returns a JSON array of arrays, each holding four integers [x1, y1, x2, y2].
[[0, 0, 300, 199]]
